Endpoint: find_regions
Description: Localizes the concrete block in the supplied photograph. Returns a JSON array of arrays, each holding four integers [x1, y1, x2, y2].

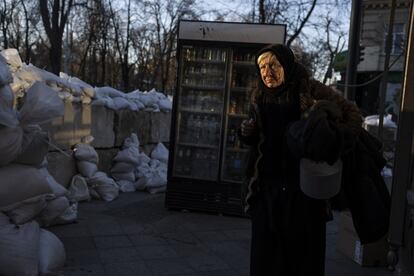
[[114, 110, 151, 146], [149, 111, 171, 143], [47, 150, 77, 188], [96, 148, 119, 173], [91, 105, 115, 148], [42, 103, 115, 150]]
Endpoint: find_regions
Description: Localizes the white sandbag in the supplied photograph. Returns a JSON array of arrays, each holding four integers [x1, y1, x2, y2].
[[0, 212, 11, 226], [113, 146, 139, 165], [0, 164, 52, 209], [111, 171, 136, 182], [1, 48, 23, 71], [40, 169, 67, 197], [37, 196, 70, 227], [0, 85, 18, 128], [0, 220, 40, 276], [67, 174, 90, 202], [87, 172, 119, 202], [159, 98, 172, 111], [77, 160, 98, 178], [73, 143, 99, 163], [151, 143, 169, 164], [139, 153, 151, 165], [0, 54, 13, 86], [18, 81, 64, 125], [14, 126, 49, 166], [147, 185, 167, 194], [38, 229, 66, 276], [0, 126, 23, 166], [111, 161, 135, 174], [112, 97, 132, 110], [2, 194, 54, 225], [95, 86, 125, 98], [134, 178, 147, 191], [51, 202, 78, 225], [117, 180, 136, 193]]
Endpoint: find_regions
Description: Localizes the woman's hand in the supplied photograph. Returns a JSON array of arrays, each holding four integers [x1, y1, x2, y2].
[[241, 118, 256, 137]]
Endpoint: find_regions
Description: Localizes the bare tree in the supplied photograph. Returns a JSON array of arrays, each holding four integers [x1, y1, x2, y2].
[[39, 0, 79, 74]]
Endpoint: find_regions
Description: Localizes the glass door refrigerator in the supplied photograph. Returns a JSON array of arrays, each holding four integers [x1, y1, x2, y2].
[[166, 20, 286, 216]]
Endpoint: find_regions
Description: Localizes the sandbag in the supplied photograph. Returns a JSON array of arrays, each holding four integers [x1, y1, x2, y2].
[[117, 180, 136, 193], [0, 85, 18, 128], [67, 174, 90, 202], [0, 220, 40, 276], [0, 212, 11, 226], [113, 147, 139, 165], [51, 202, 78, 226], [2, 194, 54, 225], [39, 167, 67, 197], [73, 143, 98, 163], [14, 127, 49, 166], [111, 161, 135, 174], [111, 171, 136, 182], [77, 160, 98, 178], [0, 54, 13, 86], [37, 196, 70, 227], [87, 172, 119, 202], [0, 126, 23, 166], [151, 142, 169, 164], [0, 164, 52, 209], [38, 229, 66, 276]]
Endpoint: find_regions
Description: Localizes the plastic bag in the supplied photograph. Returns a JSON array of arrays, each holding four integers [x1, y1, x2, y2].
[[87, 172, 119, 202], [0, 220, 40, 276], [77, 160, 98, 178], [67, 174, 90, 202], [38, 229, 66, 276], [73, 143, 99, 163], [151, 142, 169, 164], [0, 54, 13, 86], [18, 81, 64, 125], [37, 196, 70, 227]]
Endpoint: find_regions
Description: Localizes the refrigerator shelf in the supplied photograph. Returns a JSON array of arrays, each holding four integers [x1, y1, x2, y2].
[[184, 59, 226, 64], [232, 61, 255, 67], [181, 84, 225, 90], [225, 147, 249, 153], [228, 113, 248, 119], [180, 108, 221, 115], [177, 142, 219, 149]]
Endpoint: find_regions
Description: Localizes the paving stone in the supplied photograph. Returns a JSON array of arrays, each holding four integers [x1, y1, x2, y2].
[[146, 258, 194, 275], [94, 235, 133, 249], [65, 249, 101, 266], [98, 247, 140, 264], [135, 245, 179, 259], [104, 261, 153, 276], [222, 229, 250, 240], [129, 234, 168, 246], [88, 222, 123, 236], [60, 236, 96, 252], [49, 223, 90, 238], [63, 264, 106, 276], [193, 231, 230, 244], [160, 231, 199, 245], [183, 252, 230, 272]]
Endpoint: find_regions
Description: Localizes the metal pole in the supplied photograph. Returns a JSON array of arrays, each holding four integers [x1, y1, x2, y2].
[[344, 0, 363, 101], [378, 0, 397, 143], [387, 1, 414, 272]]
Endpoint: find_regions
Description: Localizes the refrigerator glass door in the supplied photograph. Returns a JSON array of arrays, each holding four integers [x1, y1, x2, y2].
[[173, 45, 227, 180], [221, 48, 258, 183]]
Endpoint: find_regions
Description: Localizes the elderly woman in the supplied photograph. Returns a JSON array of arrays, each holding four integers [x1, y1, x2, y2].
[[239, 44, 362, 276]]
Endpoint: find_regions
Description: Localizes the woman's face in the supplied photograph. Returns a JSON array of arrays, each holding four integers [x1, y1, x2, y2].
[[258, 52, 285, 88]]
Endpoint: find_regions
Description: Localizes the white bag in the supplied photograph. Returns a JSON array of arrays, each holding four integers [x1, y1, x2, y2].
[[51, 202, 78, 225], [151, 142, 169, 164], [117, 180, 136, 193], [77, 160, 98, 178], [37, 196, 70, 227], [14, 126, 50, 166], [0, 164, 52, 209], [87, 172, 119, 202], [0, 126, 24, 166], [0, 220, 40, 276], [0, 54, 13, 86], [3, 194, 54, 225], [67, 174, 90, 202], [38, 229, 66, 276], [73, 143, 99, 163]]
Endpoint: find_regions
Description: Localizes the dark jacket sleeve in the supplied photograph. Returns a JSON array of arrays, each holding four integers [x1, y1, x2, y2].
[[309, 80, 363, 137]]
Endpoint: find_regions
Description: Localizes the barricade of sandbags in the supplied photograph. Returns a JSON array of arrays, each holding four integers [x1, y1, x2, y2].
[[0, 213, 66, 276], [111, 133, 140, 192], [71, 143, 119, 201]]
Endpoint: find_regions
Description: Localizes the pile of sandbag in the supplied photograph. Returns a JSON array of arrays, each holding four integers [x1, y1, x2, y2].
[[0, 213, 65, 276], [1, 48, 173, 112], [70, 143, 119, 202], [110, 133, 169, 194], [0, 56, 70, 275]]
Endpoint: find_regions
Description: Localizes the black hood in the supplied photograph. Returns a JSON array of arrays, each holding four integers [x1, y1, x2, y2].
[[255, 44, 301, 95]]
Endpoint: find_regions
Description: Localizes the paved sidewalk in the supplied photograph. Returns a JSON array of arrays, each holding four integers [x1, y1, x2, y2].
[[49, 192, 392, 276]]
